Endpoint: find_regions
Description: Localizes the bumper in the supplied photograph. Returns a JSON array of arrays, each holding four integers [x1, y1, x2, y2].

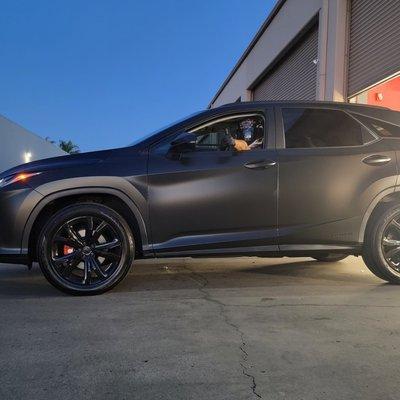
[[0, 185, 43, 263]]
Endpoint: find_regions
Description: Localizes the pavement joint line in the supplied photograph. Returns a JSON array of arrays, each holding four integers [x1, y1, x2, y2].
[[180, 261, 263, 399], [227, 303, 400, 308]]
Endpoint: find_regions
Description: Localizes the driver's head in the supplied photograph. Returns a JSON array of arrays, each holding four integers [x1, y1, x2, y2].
[[239, 119, 255, 143]]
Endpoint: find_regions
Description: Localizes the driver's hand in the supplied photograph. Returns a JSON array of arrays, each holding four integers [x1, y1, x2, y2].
[[249, 138, 263, 149]]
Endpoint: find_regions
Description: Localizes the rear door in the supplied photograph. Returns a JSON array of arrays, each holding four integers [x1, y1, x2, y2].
[[147, 107, 278, 256], [276, 105, 398, 250]]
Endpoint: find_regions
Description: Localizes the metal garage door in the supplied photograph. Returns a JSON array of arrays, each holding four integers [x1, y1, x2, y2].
[[348, 0, 400, 97], [253, 26, 318, 101]]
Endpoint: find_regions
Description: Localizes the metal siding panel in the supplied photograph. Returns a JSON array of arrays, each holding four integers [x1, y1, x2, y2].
[[348, 0, 400, 96], [253, 27, 318, 101]]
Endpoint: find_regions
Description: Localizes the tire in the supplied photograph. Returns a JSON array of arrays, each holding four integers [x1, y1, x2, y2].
[[312, 254, 348, 262], [363, 203, 400, 284], [38, 203, 135, 295]]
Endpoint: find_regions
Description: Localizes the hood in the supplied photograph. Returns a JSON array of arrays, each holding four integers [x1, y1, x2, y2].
[[0, 149, 114, 178]]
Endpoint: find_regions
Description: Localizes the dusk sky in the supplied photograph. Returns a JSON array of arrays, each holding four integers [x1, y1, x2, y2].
[[1, 0, 275, 152]]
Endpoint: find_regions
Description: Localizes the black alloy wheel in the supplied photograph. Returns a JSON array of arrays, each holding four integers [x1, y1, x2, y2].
[[363, 204, 400, 284], [38, 203, 135, 295], [381, 215, 400, 275]]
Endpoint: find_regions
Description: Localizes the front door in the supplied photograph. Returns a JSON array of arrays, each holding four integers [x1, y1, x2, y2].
[[147, 109, 278, 256]]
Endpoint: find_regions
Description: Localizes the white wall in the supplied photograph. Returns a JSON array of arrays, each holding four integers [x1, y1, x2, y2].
[[210, 0, 348, 107], [0, 115, 66, 173]]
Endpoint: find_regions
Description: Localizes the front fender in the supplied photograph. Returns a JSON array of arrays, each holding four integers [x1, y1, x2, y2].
[[22, 180, 150, 254]]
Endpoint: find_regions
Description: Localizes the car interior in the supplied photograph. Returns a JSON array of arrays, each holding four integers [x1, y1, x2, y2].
[[192, 114, 265, 151]]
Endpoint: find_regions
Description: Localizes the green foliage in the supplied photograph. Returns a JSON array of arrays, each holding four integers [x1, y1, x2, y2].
[[58, 140, 80, 154]]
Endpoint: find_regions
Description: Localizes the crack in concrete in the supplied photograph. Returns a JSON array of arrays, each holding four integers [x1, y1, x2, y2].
[[181, 263, 262, 399]]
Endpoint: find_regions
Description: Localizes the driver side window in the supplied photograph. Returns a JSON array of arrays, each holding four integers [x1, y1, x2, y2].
[[189, 114, 265, 152]]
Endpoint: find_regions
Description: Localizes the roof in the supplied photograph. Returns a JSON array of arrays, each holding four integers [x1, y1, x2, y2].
[[210, 100, 400, 125], [209, 0, 287, 108], [215, 100, 390, 111]]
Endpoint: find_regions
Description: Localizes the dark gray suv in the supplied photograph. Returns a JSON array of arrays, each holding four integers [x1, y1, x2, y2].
[[1, 101, 400, 295]]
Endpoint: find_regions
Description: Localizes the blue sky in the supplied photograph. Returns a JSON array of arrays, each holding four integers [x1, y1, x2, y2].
[[0, 0, 275, 152]]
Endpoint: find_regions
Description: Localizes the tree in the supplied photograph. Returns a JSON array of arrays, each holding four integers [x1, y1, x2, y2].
[[59, 140, 80, 154]]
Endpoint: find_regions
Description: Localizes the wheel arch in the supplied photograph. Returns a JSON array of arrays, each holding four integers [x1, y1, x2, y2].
[[359, 186, 400, 242], [25, 187, 150, 262]]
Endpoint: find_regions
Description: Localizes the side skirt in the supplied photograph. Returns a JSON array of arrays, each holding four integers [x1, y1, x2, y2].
[[0, 255, 30, 265], [143, 244, 362, 259]]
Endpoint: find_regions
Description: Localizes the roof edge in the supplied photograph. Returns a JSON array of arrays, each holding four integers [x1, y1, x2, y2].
[[213, 100, 391, 111], [208, 0, 287, 108]]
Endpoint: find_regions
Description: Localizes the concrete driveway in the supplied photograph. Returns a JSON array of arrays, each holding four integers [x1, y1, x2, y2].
[[0, 256, 399, 399]]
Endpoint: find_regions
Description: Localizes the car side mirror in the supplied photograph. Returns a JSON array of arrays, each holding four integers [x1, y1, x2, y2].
[[170, 132, 197, 154]]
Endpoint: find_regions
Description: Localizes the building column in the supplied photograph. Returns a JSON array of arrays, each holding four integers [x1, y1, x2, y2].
[[242, 89, 253, 102], [317, 0, 349, 102]]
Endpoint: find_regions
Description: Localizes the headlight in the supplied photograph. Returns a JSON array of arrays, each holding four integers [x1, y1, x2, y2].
[[0, 172, 41, 188]]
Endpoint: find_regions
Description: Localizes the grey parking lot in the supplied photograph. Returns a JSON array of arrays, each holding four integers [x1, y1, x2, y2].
[[1, 256, 400, 400]]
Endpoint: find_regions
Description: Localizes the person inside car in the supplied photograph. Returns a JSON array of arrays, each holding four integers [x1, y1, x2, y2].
[[222, 118, 264, 151]]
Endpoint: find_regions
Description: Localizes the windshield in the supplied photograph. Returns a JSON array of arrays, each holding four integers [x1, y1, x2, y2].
[[129, 111, 203, 146]]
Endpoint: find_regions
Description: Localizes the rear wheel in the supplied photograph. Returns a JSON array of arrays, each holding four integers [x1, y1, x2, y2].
[[312, 254, 348, 262], [363, 204, 400, 284], [38, 203, 135, 295]]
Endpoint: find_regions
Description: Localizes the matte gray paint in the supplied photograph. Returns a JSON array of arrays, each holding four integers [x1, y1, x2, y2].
[[0, 101, 400, 265]]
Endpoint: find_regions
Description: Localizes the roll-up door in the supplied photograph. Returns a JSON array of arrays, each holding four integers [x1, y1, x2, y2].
[[253, 26, 318, 101], [348, 0, 400, 97]]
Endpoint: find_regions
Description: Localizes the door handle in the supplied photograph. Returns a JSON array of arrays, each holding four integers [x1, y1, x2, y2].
[[362, 154, 391, 166], [244, 159, 277, 170]]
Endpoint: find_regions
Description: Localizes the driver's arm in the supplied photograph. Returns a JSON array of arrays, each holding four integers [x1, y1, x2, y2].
[[221, 131, 250, 151], [233, 140, 250, 151]]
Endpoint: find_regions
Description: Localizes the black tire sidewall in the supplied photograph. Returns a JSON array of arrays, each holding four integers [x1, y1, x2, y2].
[[363, 204, 400, 283], [38, 203, 135, 295]]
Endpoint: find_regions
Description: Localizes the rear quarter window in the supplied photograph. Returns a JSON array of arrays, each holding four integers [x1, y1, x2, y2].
[[352, 114, 400, 138]]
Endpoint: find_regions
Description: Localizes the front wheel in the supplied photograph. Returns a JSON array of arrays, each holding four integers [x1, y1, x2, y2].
[[312, 254, 348, 262], [38, 203, 135, 295]]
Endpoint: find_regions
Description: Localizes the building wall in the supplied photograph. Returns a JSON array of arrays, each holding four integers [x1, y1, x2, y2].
[[210, 0, 323, 107], [210, 0, 349, 108], [252, 25, 319, 101], [347, 0, 400, 98], [0, 115, 66, 173], [364, 77, 400, 110]]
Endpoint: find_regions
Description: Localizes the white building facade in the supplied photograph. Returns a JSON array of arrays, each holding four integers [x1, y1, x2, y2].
[[0, 114, 66, 173], [210, 0, 400, 112]]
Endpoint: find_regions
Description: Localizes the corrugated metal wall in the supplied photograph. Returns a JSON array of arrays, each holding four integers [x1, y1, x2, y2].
[[348, 0, 400, 97], [253, 26, 319, 101]]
